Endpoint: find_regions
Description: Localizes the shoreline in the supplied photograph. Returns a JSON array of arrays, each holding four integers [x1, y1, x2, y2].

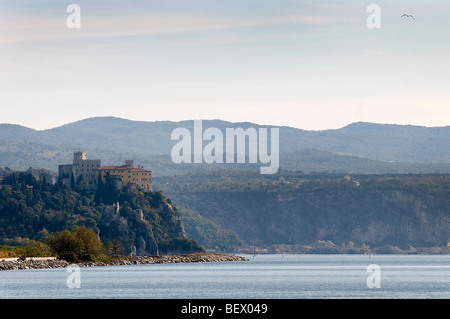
[[0, 253, 248, 271], [235, 240, 450, 255]]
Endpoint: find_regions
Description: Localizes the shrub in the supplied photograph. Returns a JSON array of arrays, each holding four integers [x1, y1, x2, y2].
[[44, 227, 104, 262]]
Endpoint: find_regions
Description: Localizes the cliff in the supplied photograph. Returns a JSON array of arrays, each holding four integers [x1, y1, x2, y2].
[[158, 172, 450, 253], [98, 191, 201, 256]]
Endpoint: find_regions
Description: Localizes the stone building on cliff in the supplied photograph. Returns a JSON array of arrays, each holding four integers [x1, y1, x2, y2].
[[58, 152, 152, 191]]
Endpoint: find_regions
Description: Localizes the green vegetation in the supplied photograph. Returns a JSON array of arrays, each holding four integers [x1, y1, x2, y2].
[[0, 227, 107, 262], [0, 241, 53, 259], [176, 204, 243, 252], [44, 227, 104, 262], [0, 171, 102, 242], [0, 171, 203, 258]]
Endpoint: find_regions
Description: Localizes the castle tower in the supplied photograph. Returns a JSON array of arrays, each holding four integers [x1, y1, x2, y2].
[[125, 160, 134, 168], [73, 151, 87, 162], [58, 151, 101, 190]]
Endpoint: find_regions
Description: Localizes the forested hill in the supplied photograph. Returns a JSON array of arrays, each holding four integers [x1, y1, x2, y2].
[[1, 117, 450, 176], [3, 117, 450, 163], [155, 171, 450, 253], [0, 171, 203, 255]]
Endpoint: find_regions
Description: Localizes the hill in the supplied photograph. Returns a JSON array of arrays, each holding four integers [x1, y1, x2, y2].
[[155, 171, 450, 253], [0, 171, 203, 255], [1, 117, 450, 175]]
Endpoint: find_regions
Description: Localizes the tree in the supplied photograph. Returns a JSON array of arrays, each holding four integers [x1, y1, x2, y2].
[[96, 172, 119, 204], [73, 226, 103, 257], [70, 173, 75, 189], [106, 239, 122, 256], [75, 175, 88, 193], [44, 227, 104, 262]]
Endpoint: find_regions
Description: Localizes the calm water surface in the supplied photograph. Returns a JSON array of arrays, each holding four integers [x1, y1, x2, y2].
[[1, 254, 450, 299]]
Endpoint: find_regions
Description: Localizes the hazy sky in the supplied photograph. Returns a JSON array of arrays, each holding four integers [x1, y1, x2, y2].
[[1, 0, 449, 130]]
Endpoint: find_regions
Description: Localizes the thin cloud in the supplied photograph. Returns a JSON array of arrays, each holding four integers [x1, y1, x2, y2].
[[0, 9, 336, 44]]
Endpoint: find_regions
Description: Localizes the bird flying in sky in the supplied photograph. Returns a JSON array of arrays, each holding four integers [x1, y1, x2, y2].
[[401, 14, 415, 20]]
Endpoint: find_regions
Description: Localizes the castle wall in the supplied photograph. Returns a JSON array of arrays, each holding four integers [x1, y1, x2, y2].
[[58, 152, 101, 190], [58, 164, 73, 187]]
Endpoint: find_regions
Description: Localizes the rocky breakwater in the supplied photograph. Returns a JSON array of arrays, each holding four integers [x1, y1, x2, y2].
[[0, 253, 248, 271], [0, 258, 71, 271]]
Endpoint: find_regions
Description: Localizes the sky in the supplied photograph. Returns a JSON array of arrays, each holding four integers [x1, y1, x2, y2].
[[0, 0, 449, 131]]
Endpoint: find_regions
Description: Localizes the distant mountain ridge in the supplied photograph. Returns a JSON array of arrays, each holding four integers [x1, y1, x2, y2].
[[1, 117, 450, 175]]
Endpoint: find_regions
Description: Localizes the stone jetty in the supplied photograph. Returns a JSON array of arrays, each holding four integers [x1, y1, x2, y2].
[[0, 253, 248, 271]]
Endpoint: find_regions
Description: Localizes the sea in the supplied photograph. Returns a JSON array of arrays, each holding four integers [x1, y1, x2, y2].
[[1, 254, 450, 299]]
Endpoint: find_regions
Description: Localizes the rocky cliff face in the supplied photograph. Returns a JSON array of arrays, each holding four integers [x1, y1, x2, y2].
[[165, 174, 450, 251], [99, 203, 159, 255], [98, 191, 202, 256]]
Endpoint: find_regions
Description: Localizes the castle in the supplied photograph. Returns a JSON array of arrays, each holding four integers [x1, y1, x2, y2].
[[58, 151, 152, 191]]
